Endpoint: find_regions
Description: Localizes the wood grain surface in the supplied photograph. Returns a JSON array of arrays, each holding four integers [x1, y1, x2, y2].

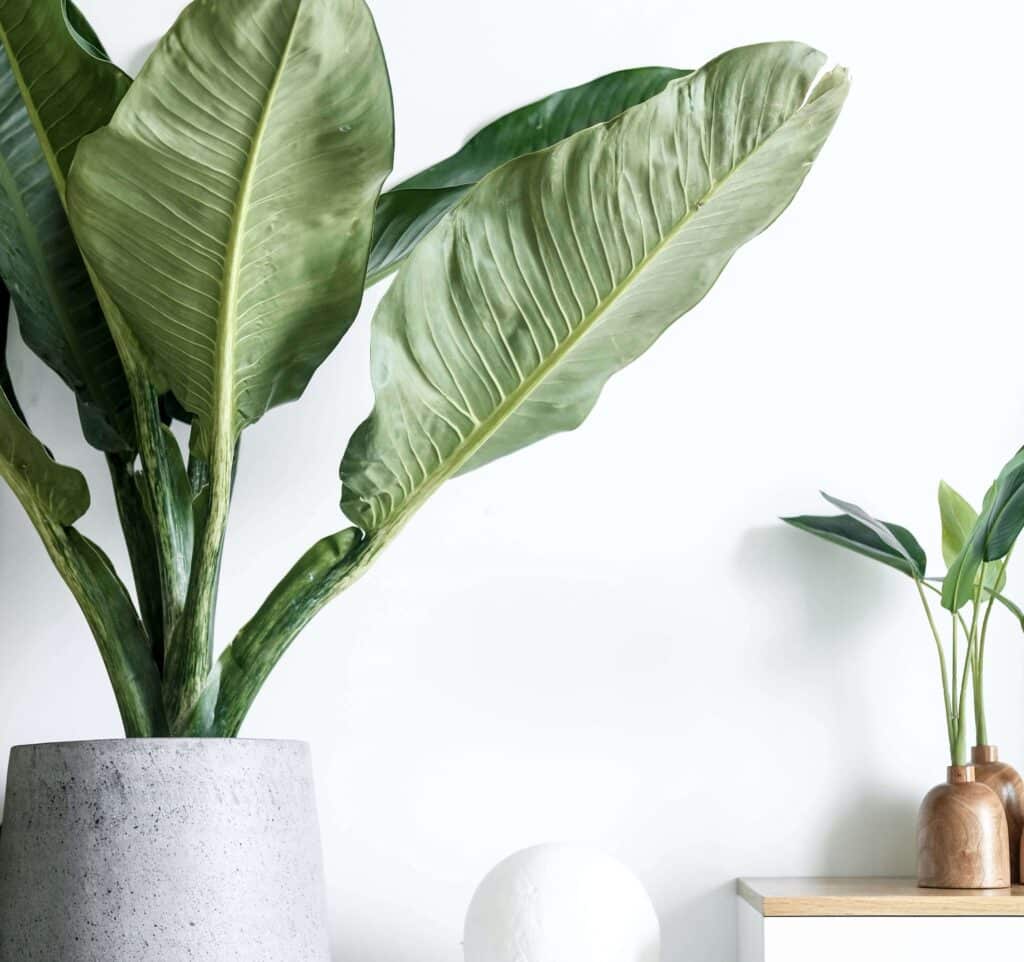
[[918, 766, 1010, 889], [737, 877, 1024, 916], [972, 746, 1024, 884]]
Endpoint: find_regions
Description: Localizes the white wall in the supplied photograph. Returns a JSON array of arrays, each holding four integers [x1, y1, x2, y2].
[[3, 1, 1024, 960]]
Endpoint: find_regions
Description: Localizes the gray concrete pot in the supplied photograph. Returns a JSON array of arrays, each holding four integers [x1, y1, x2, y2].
[[0, 739, 331, 962]]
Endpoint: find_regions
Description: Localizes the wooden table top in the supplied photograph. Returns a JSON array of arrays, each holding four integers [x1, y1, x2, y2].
[[738, 877, 1024, 916]]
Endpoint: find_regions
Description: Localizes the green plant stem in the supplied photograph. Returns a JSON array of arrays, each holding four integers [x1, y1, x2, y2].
[[916, 578, 955, 760], [122, 354, 190, 648], [107, 454, 164, 657], [164, 433, 234, 727], [178, 528, 364, 736], [951, 613, 958, 712], [85, 278, 191, 675], [974, 552, 1012, 746]]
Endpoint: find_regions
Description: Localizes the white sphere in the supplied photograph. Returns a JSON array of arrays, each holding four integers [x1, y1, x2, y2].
[[463, 844, 660, 962]]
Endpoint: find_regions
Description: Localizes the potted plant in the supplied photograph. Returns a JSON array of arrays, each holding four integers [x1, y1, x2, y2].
[[784, 457, 1024, 888], [0, 0, 849, 956]]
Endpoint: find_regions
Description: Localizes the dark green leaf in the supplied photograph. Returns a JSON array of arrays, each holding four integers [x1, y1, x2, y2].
[[60, 528, 166, 736], [0, 0, 134, 452], [367, 66, 690, 284], [943, 449, 1024, 611], [782, 512, 927, 578], [0, 378, 88, 524]]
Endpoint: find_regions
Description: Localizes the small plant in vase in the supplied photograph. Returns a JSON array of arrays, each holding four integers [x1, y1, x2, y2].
[[783, 456, 1024, 889]]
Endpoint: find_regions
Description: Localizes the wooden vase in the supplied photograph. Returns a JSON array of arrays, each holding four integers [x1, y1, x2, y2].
[[917, 765, 1010, 889], [971, 745, 1024, 884]]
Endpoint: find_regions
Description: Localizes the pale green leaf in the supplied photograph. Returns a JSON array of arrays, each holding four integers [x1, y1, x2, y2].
[[939, 480, 977, 568], [341, 43, 849, 532], [67, 0, 395, 459]]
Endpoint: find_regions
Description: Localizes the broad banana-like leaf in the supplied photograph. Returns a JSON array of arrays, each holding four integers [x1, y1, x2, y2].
[[341, 43, 848, 532], [0, 381, 88, 524], [68, 0, 395, 460], [0, 0, 134, 451], [367, 66, 689, 285], [943, 450, 1024, 611], [783, 510, 926, 579]]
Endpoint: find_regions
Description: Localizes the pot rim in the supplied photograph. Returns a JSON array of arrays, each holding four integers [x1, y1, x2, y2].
[[9, 737, 311, 751]]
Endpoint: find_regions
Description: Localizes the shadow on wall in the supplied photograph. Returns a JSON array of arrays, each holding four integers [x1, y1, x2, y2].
[[660, 881, 736, 962], [737, 523, 890, 667], [819, 790, 918, 876]]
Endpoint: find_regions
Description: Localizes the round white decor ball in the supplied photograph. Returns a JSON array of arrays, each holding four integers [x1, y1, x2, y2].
[[463, 843, 660, 962]]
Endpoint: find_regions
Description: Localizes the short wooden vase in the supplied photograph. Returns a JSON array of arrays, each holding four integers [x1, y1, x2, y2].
[[917, 764, 1010, 889], [972, 745, 1024, 883]]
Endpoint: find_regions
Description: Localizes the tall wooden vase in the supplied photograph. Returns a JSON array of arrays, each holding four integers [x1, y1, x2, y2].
[[972, 745, 1024, 884], [917, 765, 1010, 889]]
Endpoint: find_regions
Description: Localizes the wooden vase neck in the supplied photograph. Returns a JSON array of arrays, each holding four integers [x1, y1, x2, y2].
[[948, 765, 976, 785], [973, 745, 1000, 764]]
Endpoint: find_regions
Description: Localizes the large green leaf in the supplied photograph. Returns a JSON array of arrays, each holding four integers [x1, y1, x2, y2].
[[67, 0, 395, 459], [367, 66, 690, 285], [341, 43, 848, 532], [943, 450, 1024, 611], [0, 380, 88, 525], [0, 11, 133, 451], [782, 512, 927, 578]]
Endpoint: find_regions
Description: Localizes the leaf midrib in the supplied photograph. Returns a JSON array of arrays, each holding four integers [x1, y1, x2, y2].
[[211, 2, 303, 453], [368, 68, 834, 536]]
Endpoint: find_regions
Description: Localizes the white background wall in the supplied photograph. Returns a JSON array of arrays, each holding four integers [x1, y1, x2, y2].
[[3, 0, 1024, 959]]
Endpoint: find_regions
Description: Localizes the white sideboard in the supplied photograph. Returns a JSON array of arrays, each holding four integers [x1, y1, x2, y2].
[[738, 877, 1024, 961]]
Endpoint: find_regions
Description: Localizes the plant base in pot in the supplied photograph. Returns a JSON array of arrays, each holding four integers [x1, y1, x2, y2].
[[917, 764, 1010, 889], [971, 745, 1024, 884], [0, 740, 330, 962]]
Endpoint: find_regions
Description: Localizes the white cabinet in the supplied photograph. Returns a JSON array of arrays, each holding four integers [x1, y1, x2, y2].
[[738, 878, 1024, 962]]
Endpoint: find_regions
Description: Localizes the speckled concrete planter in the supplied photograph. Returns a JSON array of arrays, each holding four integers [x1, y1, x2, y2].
[[0, 739, 330, 962]]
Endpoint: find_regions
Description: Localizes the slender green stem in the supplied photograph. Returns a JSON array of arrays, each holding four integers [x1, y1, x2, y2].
[[951, 612, 958, 713], [915, 579, 955, 760], [974, 551, 1013, 746]]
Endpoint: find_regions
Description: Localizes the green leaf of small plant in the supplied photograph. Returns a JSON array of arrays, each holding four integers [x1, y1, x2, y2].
[[942, 449, 1024, 611], [939, 481, 977, 567], [783, 503, 927, 579]]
